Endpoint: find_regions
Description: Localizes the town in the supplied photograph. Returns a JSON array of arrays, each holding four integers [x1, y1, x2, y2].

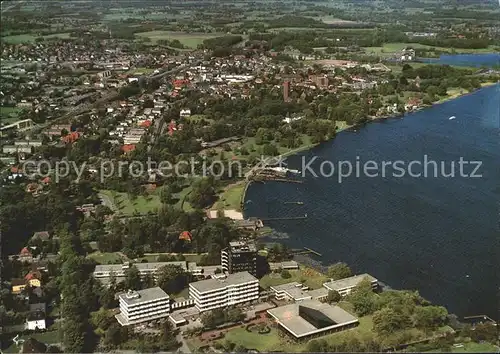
[[1, 0, 499, 353]]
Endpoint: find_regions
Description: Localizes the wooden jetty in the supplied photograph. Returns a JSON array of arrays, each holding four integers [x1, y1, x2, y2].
[[260, 214, 307, 221], [303, 247, 322, 256]]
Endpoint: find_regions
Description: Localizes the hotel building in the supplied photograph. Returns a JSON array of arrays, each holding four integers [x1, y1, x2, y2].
[[115, 287, 170, 326], [189, 271, 259, 312], [221, 241, 257, 276]]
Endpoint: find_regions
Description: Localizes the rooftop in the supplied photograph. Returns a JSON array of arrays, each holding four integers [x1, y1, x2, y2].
[[94, 261, 188, 274], [267, 300, 358, 338], [118, 287, 169, 306], [189, 271, 258, 294], [323, 274, 377, 292], [229, 241, 257, 253]]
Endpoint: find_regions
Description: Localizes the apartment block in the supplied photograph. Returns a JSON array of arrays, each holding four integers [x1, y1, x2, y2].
[[221, 241, 257, 276], [189, 272, 259, 312], [116, 287, 170, 326]]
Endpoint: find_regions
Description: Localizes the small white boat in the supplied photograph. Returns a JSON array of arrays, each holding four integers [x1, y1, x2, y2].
[[449, 116, 456, 120]]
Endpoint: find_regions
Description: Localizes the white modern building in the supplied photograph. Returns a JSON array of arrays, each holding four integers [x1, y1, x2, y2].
[[115, 287, 170, 326], [322, 274, 378, 297], [25, 311, 46, 330], [189, 271, 259, 312], [271, 282, 328, 302]]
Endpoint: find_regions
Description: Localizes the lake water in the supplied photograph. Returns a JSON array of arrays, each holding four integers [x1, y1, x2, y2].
[[244, 84, 500, 319], [420, 53, 500, 67]]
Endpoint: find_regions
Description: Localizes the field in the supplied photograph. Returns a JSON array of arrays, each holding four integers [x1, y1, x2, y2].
[[1, 32, 72, 43], [135, 31, 223, 48], [4, 330, 61, 353], [364, 42, 499, 56], [221, 327, 285, 352], [259, 267, 329, 290], [99, 189, 161, 216], [87, 251, 126, 264], [213, 181, 246, 211], [0, 106, 23, 125]]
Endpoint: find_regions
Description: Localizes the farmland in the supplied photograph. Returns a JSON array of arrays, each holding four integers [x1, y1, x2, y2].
[[135, 31, 223, 48]]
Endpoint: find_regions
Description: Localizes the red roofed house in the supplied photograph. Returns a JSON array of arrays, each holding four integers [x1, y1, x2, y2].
[[139, 120, 152, 128], [25, 270, 42, 288], [19, 247, 33, 261], [172, 79, 190, 90], [121, 144, 136, 153], [62, 131, 81, 144]]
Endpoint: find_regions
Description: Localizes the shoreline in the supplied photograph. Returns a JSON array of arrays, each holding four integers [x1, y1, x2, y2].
[[237, 82, 499, 213]]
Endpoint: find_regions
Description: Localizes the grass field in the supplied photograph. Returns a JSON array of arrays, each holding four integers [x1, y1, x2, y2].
[[4, 331, 61, 353], [135, 31, 223, 48], [259, 267, 328, 290], [99, 189, 161, 216], [221, 327, 284, 352], [213, 181, 246, 211], [364, 43, 499, 56], [87, 251, 126, 264], [1, 32, 71, 43], [1, 106, 23, 125]]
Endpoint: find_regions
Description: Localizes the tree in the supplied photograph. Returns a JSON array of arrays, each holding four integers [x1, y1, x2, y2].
[[327, 262, 352, 280], [124, 265, 142, 290], [158, 321, 179, 351], [103, 323, 127, 348], [281, 269, 291, 279], [156, 265, 189, 294], [160, 185, 174, 205], [327, 290, 341, 304], [226, 308, 244, 323], [412, 305, 448, 330], [347, 279, 377, 316], [373, 307, 411, 335]]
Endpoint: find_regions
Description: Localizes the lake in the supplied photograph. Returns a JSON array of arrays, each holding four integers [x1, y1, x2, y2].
[[420, 53, 500, 67], [244, 84, 500, 319]]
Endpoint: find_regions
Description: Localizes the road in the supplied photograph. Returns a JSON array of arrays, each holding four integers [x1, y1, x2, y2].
[[1, 0, 25, 13]]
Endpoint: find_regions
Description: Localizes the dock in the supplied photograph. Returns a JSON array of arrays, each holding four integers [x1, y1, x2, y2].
[[303, 247, 322, 256], [260, 214, 308, 222]]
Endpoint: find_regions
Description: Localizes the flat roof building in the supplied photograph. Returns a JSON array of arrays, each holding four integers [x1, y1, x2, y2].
[[116, 287, 170, 326], [221, 241, 257, 276], [271, 282, 328, 302], [267, 299, 359, 339], [323, 274, 378, 297], [189, 271, 259, 312]]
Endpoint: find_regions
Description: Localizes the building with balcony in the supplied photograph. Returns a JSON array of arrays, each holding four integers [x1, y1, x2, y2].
[[322, 274, 378, 297], [116, 287, 170, 326], [221, 241, 257, 276], [189, 271, 259, 312]]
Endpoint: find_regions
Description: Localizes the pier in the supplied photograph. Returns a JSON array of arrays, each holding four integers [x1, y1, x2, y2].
[[260, 214, 308, 222]]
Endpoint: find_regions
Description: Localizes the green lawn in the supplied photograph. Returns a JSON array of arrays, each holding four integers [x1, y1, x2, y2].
[[174, 185, 194, 212], [1, 32, 71, 44], [1, 34, 37, 43], [259, 267, 328, 290], [0, 106, 23, 125], [87, 251, 126, 264], [364, 43, 499, 56], [99, 189, 161, 216], [135, 31, 223, 48], [220, 327, 286, 352], [213, 181, 246, 211], [4, 331, 61, 353], [450, 342, 499, 353]]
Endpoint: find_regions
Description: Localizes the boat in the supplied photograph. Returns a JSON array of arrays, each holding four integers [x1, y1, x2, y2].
[[449, 116, 456, 120]]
